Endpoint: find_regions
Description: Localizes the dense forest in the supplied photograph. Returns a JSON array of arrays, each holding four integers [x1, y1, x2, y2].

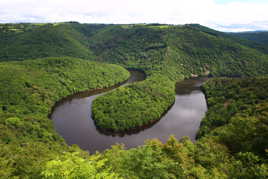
[[42, 78, 268, 179], [230, 31, 268, 46], [229, 31, 268, 54], [0, 22, 267, 178], [92, 74, 175, 131], [1, 22, 268, 78], [0, 57, 130, 177]]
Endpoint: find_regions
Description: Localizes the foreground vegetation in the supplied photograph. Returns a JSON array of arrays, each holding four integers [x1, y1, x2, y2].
[[0, 22, 268, 178], [0, 57, 130, 177], [199, 78, 268, 157], [92, 74, 174, 131], [42, 77, 268, 178]]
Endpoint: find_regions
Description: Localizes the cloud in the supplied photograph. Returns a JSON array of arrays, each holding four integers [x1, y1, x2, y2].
[[0, 0, 267, 32], [212, 21, 268, 32]]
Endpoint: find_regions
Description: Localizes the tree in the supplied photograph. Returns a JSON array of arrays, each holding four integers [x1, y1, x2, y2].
[[41, 152, 121, 179]]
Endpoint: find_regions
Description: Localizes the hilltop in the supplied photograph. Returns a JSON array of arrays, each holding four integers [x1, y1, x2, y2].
[[0, 22, 267, 178], [229, 30, 268, 54], [231, 31, 268, 45], [1, 22, 268, 78]]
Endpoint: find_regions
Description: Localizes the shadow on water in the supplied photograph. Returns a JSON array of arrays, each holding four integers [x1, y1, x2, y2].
[[49, 70, 145, 117], [176, 77, 209, 95], [51, 72, 208, 153]]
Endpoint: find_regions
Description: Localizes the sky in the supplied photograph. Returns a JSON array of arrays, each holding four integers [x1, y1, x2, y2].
[[0, 0, 267, 32]]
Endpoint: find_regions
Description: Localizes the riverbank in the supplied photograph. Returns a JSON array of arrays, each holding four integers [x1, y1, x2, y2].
[[49, 73, 132, 118], [0, 57, 130, 177], [92, 74, 175, 132]]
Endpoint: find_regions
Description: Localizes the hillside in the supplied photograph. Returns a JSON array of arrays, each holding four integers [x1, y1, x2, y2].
[[228, 31, 268, 54], [0, 57, 130, 177], [0, 23, 268, 178], [0, 23, 96, 60], [89, 23, 268, 132], [231, 31, 268, 45], [84, 23, 268, 78], [1, 22, 268, 78]]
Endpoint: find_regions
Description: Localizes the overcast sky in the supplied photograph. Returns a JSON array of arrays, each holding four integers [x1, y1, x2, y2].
[[0, 0, 267, 32]]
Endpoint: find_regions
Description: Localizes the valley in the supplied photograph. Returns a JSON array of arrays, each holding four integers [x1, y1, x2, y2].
[[52, 71, 207, 152], [0, 22, 267, 178]]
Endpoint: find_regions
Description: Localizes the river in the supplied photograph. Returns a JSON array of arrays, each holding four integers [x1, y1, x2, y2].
[[51, 71, 208, 152]]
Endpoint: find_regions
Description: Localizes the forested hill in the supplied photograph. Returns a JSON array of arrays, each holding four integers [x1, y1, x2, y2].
[[0, 22, 268, 178], [1, 22, 268, 78], [230, 31, 268, 45], [229, 31, 268, 54]]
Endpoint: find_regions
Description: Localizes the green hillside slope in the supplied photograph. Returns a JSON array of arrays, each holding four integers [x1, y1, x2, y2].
[[231, 31, 268, 45], [0, 57, 129, 177], [87, 23, 268, 78], [229, 31, 268, 54], [42, 77, 268, 179], [90, 24, 268, 131], [1, 22, 268, 78], [0, 23, 95, 60], [0, 23, 268, 178]]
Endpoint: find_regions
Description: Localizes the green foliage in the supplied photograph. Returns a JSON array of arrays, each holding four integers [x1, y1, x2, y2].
[[92, 74, 175, 131], [0, 57, 129, 116], [0, 22, 268, 178], [1, 23, 268, 79], [230, 31, 268, 54], [100, 136, 237, 179], [41, 152, 121, 179], [87, 76, 266, 178], [235, 31, 268, 45], [5, 117, 23, 128], [0, 23, 102, 60], [0, 57, 129, 177], [87, 23, 268, 78], [199, 77, 268, 162]]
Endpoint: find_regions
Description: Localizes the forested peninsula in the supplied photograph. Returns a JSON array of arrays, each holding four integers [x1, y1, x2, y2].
[[0, 22, 267, 178]]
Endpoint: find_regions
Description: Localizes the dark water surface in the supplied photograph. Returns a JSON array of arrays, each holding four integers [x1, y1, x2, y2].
[[52, 72, 208, 152]]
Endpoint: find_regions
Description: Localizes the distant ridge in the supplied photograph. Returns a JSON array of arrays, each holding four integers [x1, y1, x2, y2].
[[0, 22, 268, 78]]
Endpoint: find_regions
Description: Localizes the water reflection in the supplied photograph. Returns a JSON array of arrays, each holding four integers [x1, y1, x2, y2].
[[52, 74, 208, 153]]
